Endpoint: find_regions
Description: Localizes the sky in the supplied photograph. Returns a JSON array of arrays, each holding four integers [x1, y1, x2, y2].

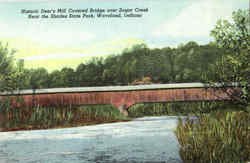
[[0, 0, 248, 70]]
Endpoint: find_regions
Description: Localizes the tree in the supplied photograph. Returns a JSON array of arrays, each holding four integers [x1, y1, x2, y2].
[[84, 57, 104, 86], [161, 47, 176, 82], [48, 70, 65, 88], [61, 67, 75, 87], [209, 9, 250, 106], [29, 68, 49, 89], [75, 63, 87, 86], [0, 43, 23, 92], [102, 55, 119, 85]]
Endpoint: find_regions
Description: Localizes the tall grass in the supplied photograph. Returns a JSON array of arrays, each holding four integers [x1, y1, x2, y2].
[[0, 97, 129, 131], [127, 101, 228, 117], [175, 110, 250, 162]]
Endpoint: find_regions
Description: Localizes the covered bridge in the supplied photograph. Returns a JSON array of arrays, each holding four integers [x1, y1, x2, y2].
[[0, 83, 233, 115]]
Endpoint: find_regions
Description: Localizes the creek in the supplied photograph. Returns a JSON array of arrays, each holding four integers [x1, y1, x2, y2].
[[0, 116, 186, 163]]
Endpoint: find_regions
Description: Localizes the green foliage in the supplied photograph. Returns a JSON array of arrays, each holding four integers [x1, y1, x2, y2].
[[29, 68, 49, 89], [1, 12, 247, 94], [1, 40, 227, 90], [0, 104, 128, 131], [0, 43, 15, 76], [0, 43, 28, 92], [128, 101, 226, 118], [175, 110, 250, 162], [175, 11, 250, 162], [48, 70, 65, 88], [75, 57, 104, 86], [211, 9, 249, 52], [0, 43, 17, 91], [2, 41, 227, 90], [209, 9, 250, 106]]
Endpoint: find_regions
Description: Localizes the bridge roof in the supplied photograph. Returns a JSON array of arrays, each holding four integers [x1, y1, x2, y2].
[[0, 83, 212, 95], [0, 82, 239, 96]]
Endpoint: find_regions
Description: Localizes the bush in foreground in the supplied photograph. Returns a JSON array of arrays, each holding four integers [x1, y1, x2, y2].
[[175, 110, 250, 163]]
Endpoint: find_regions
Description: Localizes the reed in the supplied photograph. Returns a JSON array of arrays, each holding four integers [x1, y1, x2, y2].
[[175, 109, 250, 162], [127, 101, 227, 117], [0, 97, 129, 131]]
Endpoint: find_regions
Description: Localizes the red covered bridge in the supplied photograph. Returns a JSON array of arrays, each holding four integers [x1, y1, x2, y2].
[[0, 83, 233, 115]]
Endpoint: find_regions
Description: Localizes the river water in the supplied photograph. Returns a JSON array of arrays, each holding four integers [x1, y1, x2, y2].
[[0, 116, 185, 163]]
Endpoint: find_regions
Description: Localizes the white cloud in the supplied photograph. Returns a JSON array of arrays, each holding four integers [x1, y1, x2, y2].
[[36, 29, 95, 46], [0, 21, 9, 35], [0, 20, 95, 47], [29, 22, 95, 46], [153, 0, 239, 39]]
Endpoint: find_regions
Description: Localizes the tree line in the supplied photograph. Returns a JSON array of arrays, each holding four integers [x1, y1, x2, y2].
[[2, 41, 228, 90]]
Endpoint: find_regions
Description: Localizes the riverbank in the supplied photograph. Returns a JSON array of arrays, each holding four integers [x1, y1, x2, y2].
[[0, 104, 131, 132], [175, 106, 250, 162], [1, 101, 249, 162], [0, 119, 131, 132], [0, 101, 232, 132], [0, 101, 225, 132]]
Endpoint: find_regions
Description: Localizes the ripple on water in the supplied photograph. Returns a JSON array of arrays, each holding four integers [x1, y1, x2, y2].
[[0, 116, 183, 163]]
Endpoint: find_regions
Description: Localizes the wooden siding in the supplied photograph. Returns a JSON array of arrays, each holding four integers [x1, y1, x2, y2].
[[0, 85, 232, 109]]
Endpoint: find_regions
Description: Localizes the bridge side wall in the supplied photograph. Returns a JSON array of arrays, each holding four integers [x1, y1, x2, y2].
[[1, 88, 231, 109]]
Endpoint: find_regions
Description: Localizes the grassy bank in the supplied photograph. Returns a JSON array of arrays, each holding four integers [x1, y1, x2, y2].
[[128, 101, 229, 117], [0, 99, 233, 132], [1, 97, 249, 162], [0, 100, 129, 132], [129, 102, 250, 162], [175, 108, 250, 162]]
